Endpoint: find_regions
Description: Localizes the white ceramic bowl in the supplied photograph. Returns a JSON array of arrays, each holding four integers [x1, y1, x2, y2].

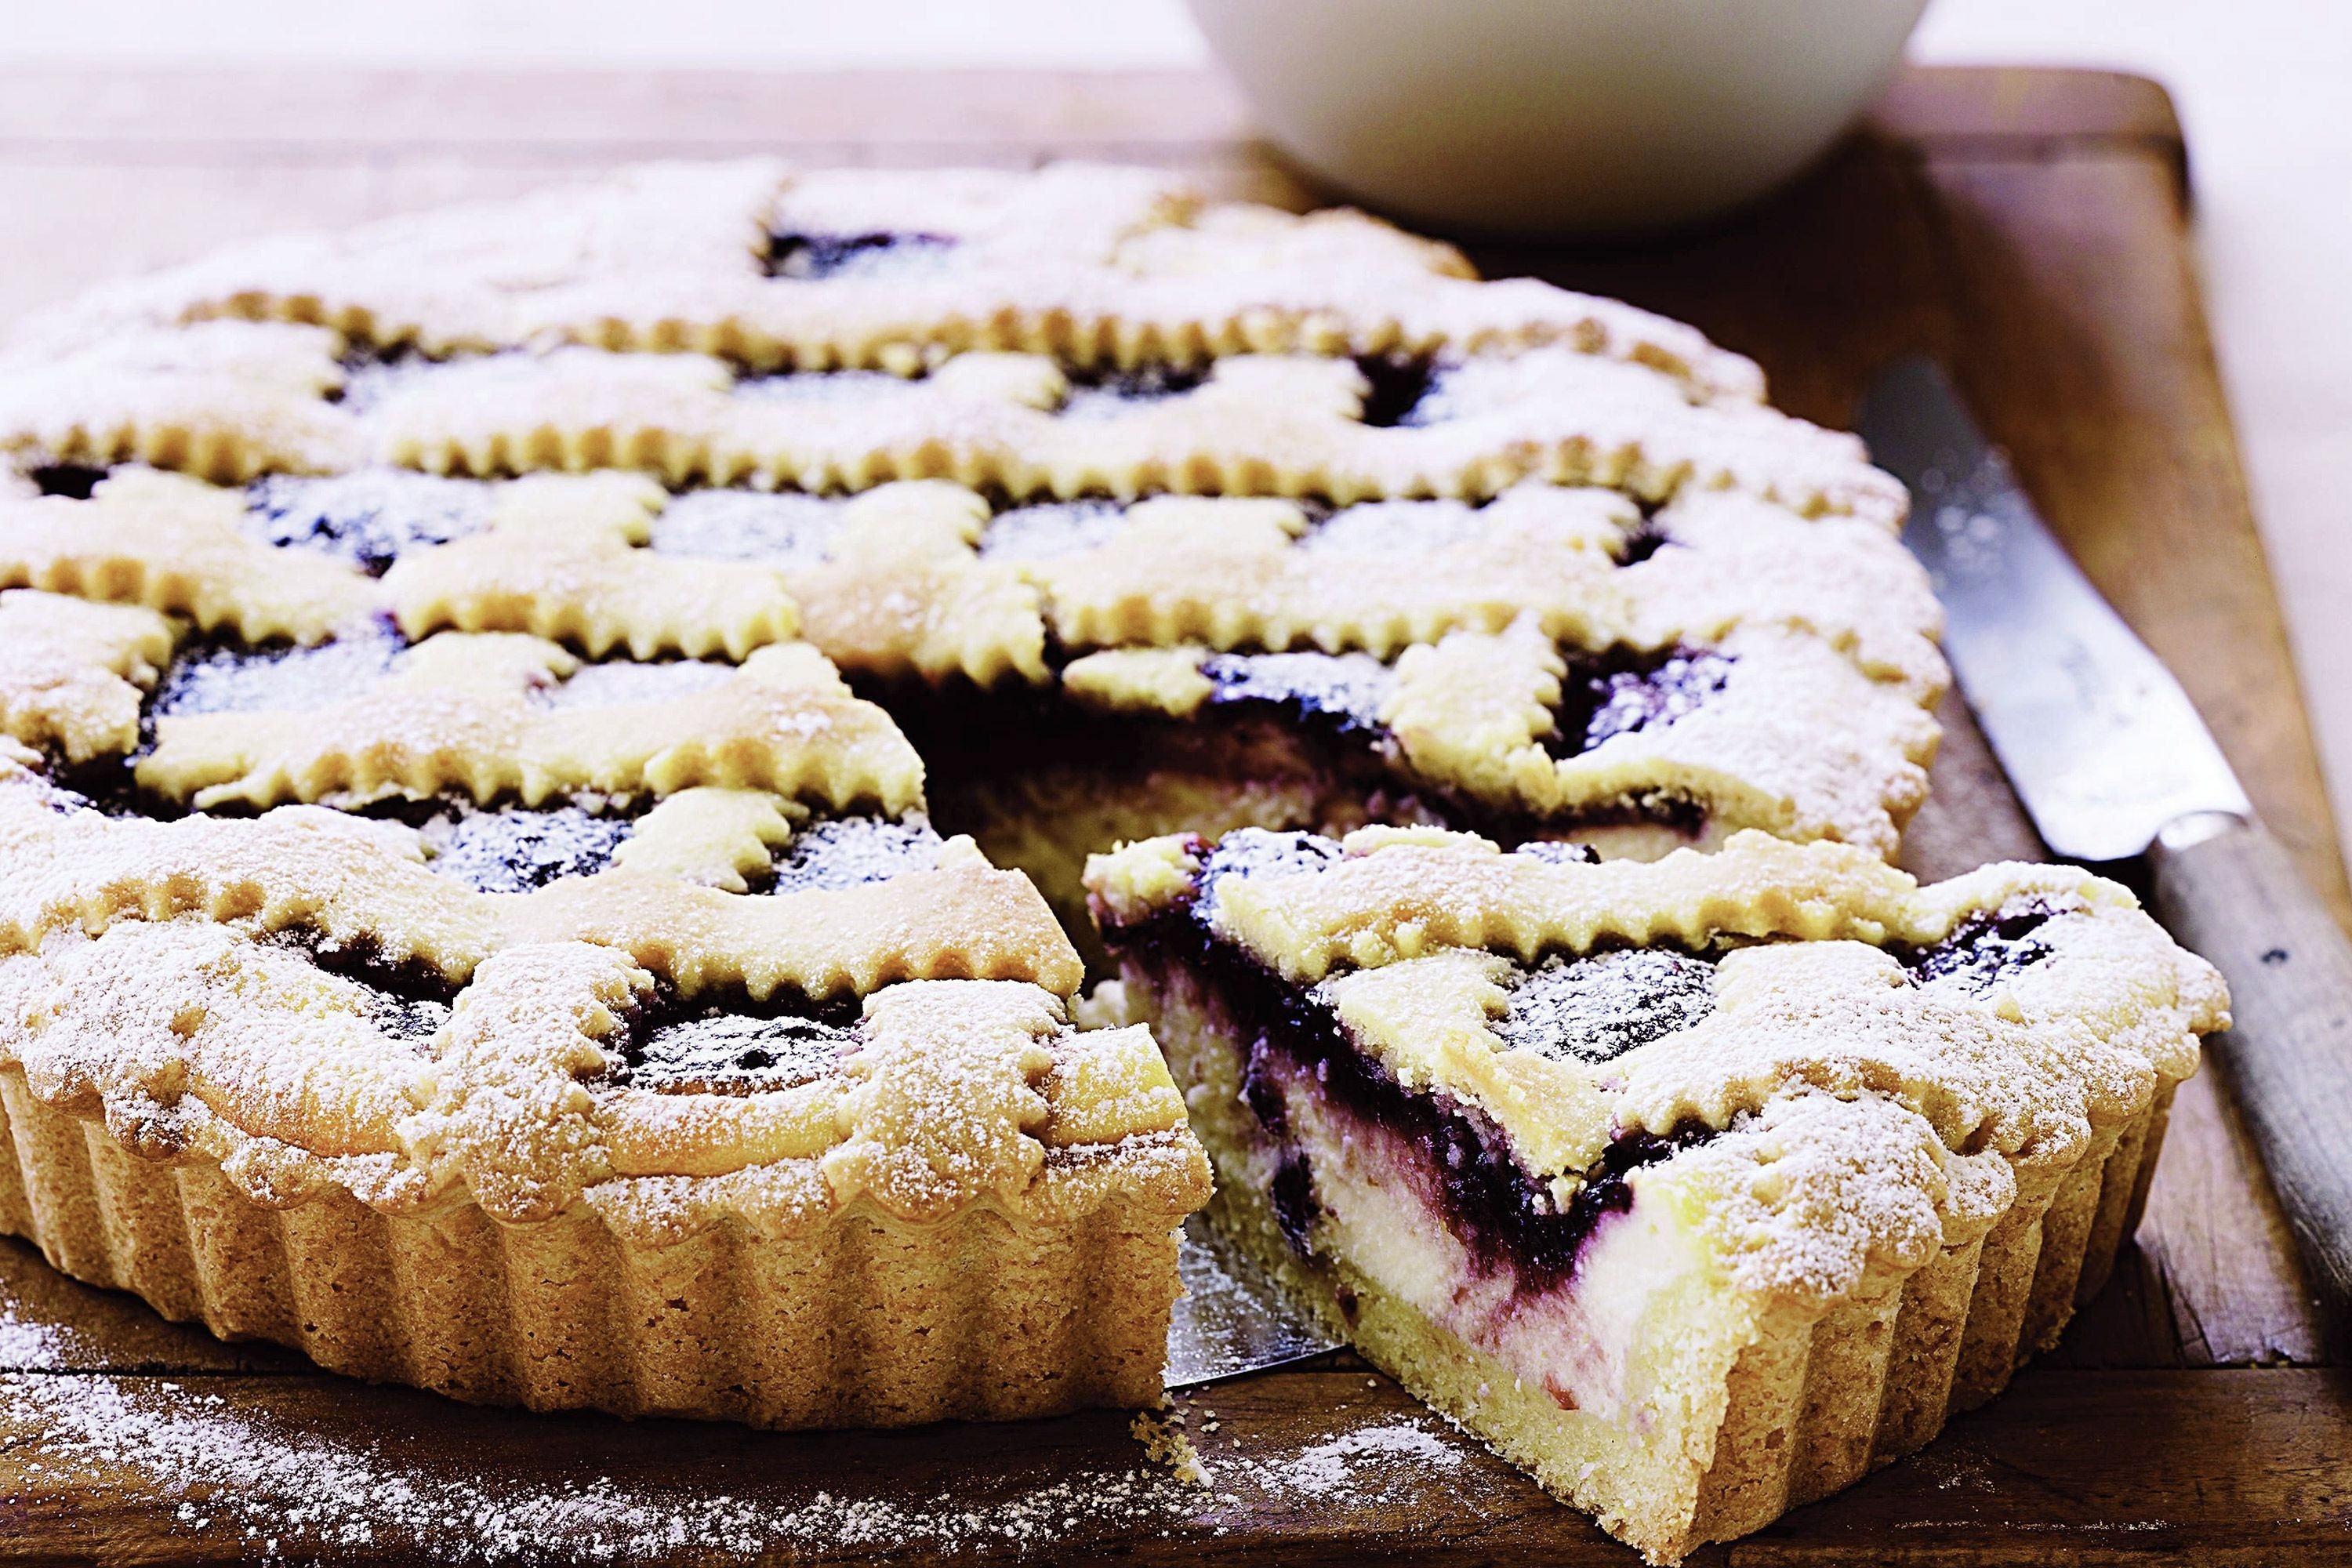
[[1187, 0, 1930, 237]]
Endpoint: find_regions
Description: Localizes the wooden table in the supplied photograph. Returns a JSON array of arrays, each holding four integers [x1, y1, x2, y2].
[[3, 64, 2347, 1565]]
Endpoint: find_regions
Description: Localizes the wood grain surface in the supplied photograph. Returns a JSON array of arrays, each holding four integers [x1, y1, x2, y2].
[[2, 62, 2347, 1566]]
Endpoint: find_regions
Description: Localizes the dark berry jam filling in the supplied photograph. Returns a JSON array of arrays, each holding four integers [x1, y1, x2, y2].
[[1496, 949, 1719, 1065], [606, 986, 861, 1096], [763, 230, 956, 281], [148, 619, 408, 722], [1055, 365, 1207, 419], [263, 927, 462, 1045], [1352, 354, 1441, 428], [28, 463, 108, 499], [404, 800, 635, 895], [644, 488, 844, 567], [1613, 514, 1676, 566], [1899, 898, 2069, 994], [768, 813, 944, 896], [1201, 652, 1396, 741], [245, 471, 492, 575], [1546, 645, 1734, 758], [1117, 900, 1716, 1298]]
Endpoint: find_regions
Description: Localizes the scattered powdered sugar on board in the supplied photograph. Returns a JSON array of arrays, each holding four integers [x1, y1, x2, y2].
[[0, 1294, 75, 1367], [1270, 1421, 1465, 1500], [1, 1367, 1216, 1562]]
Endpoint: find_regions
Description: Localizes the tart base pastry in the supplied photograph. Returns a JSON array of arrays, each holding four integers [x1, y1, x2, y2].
[[0, 1076, 1196, 1425], [1086, 827, 2222, 1562]]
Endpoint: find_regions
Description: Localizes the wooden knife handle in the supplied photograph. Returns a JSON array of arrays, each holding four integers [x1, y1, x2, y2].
[[2151, 814, 2352, 1345]]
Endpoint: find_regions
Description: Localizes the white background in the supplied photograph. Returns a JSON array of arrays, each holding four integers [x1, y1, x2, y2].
[[7, 0, 2348, 866]]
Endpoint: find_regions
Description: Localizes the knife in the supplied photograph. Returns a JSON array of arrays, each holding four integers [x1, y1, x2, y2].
[[1165, 1214, 1344, 1386], [1859, 356, 2352, 1341]]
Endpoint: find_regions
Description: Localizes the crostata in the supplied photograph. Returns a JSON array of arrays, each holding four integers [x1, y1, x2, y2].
[[0, 162, 2222, 1559]]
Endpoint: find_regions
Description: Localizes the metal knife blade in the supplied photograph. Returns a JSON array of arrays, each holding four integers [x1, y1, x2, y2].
[[1164, 1214, 1343, 1387], [1856, 356, 2250, 861]]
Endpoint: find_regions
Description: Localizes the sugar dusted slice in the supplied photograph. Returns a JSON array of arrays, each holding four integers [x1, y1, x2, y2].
[[1085, 826, 2225, 1563]]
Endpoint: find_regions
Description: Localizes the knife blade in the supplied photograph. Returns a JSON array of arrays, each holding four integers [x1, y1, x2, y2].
[[1860, 357, 2249, 861], [1859, 356, 2352, 1348], [1165, 1214, 1343, 1387]]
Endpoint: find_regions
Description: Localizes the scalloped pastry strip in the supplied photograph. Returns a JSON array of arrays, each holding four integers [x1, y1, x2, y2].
[[0, 589, 172, 763], [0, 466, 376, 644], [0, 764, 1082, 1000], [1, 322, 1891, 517], [1382, 619, 1937, 853], [383, 470, 801, 660], [8, 161, 1762, 402], [6, 467, 1940, 703], [138, 633, 924, 815]]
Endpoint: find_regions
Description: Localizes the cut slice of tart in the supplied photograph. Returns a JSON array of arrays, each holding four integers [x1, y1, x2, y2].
[[1085, 826, 2225, 1563]]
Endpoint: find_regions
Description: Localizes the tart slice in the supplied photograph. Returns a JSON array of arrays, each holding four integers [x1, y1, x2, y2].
[[1086, 826, 2225, 1563]]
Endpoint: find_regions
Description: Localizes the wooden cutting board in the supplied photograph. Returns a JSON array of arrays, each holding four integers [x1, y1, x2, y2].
[[2, 64, 2347, 1566]]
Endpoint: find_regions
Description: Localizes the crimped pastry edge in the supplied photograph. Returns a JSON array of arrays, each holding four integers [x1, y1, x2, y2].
[[0, 1065, 1185, 1425]]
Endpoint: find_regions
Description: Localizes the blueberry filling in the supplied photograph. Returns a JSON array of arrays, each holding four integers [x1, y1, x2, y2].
[[1546, 646, 1734, 758], [411, 801, 635, 895], [244, 470, 492, 575], [1613, 515, 1676, 567], [1495, 949, 1719, 1065], [1900, 899, 2067, 994], [1512, 840, 1601, 868], [644, 488, 844, 567], [1201, 651, 1395, 740], [263, 927, 460, 1044], [762, 230, 955, 281], [1352, 354, 1441, 429], [28, 463, 107, 499], [148, 620, 407, 721], [607, 988, 861, 1095], [1129, 905, 1711, 1295], [767, 813, 944, 896], [1055, 365, 1207, 419]]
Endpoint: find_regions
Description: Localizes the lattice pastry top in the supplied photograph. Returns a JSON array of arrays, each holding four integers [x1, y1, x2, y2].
[[0, 162, 1956, 1246]]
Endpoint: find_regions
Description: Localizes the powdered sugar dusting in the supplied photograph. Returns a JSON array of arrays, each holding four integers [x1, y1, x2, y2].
[[1, 1370, 1212, 1561], [1276, 1421, 1464, 1498]]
